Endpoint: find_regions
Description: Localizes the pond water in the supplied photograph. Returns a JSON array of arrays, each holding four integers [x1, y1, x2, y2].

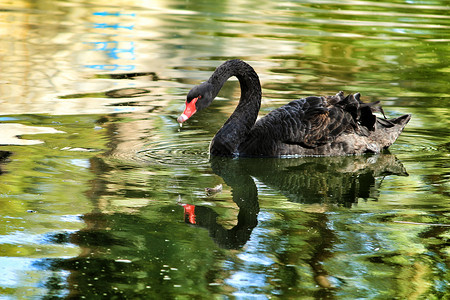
[[0, 0, 449, 299]]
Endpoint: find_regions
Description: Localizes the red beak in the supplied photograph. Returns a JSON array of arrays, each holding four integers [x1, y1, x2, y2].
[[177, 97, 198, 123]]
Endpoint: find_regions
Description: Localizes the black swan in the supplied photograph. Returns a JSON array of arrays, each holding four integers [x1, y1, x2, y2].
[[177, 59, 411, 157]]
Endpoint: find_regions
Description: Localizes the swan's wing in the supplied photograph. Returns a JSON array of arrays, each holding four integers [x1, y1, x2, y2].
[[239, 92, 409, 157], [293, 100, 357, 148], [247, 93, 376, 149]]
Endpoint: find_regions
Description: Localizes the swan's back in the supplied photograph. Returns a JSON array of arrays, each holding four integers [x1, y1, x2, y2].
[[238, 91, 411, 157]]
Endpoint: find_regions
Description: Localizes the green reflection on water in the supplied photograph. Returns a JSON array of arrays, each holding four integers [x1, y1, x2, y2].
[[0, 0, 449, 299]]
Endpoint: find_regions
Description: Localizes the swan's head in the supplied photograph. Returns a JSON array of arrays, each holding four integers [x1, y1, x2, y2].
[[177, 82, 214, 123]]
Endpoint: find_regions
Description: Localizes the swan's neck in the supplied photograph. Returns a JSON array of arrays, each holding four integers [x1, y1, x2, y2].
[[208, 60, 262, 156]]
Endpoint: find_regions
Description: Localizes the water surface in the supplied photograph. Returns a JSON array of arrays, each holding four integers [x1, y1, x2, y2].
[[0, 0, 449, 299]]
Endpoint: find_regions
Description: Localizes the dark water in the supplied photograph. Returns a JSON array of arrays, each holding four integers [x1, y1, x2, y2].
[[0, 0, 449, 299]]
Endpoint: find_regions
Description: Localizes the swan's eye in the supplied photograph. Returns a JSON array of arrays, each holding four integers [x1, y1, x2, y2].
[[187, 95, 202, 103]]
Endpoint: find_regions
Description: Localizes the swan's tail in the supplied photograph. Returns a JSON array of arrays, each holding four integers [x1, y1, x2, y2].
[[374, 113, 411, 150], [377, 113, 411, 128]]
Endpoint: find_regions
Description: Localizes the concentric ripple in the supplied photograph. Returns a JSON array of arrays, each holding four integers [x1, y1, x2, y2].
[[136, 139, 210, 166]]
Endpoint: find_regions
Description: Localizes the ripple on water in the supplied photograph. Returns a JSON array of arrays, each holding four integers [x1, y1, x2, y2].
[[136, 139, 210, 166]]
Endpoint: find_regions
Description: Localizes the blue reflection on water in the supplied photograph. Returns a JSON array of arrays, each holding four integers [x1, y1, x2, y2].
[[83, 11, 137, 72], [226, 212, 275, 297], [0, 257, 36, 287]]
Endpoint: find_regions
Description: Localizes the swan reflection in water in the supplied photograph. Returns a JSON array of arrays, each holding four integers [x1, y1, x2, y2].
[[180, 154, 408, 250], [180, 154, 408, 290]]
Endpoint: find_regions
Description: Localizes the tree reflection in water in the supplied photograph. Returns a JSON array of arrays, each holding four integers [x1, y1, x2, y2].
[[0, 150, 12, 174]]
